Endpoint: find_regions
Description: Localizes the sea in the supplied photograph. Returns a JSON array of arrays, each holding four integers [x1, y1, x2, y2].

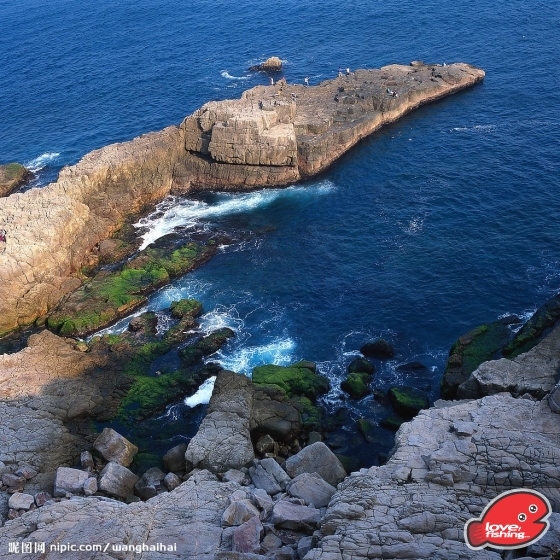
[[1, 0, 559, 466]]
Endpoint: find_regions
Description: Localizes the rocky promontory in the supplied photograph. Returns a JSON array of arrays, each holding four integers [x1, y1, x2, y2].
[[0, 61, 484, 336], [0, 163, 32, 197]]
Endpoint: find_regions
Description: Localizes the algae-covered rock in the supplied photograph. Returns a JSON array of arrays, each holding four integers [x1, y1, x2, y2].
[[380, 414, 405, 431], [47, 236, 216, 337], [441, 317, 515, 399], [503, 293, 560, 358], [357, 418, 377, 442], [251, 363, 330, 400], [388, 386, 429, 419], [178, 328, 235, 366], [170, 299, 203, 319], [360, 339, 394, 359], [341, 372, 371, 399], [0, 163, 32, 197], [347, 357, 375, 375]]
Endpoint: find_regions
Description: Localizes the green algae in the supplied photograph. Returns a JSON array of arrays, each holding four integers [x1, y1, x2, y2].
[[251, 363, 330, 400], [340, 371, 371, 399], [441, 318, 514, 399], [170, 299, 203, 319], [47, 239, 215, 337], [503, 294, 560, 357], [388, 386, 429, 419], [380, 414, 404, 431]]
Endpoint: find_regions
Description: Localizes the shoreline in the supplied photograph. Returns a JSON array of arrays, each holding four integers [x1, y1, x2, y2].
[[0, 61, 484, 337]]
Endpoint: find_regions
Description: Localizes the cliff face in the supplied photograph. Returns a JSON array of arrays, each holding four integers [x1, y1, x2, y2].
[[0, 62, 484, 335]]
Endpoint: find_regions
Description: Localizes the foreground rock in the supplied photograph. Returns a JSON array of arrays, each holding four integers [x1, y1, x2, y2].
[[0, 61, 484, 335], [285, 442, 347, 486], [0, 163, 32, 197], [93, 427, 138, 467]]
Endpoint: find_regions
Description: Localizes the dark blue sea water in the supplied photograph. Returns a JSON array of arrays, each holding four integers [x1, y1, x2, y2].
[[2, 0, 559, 463]]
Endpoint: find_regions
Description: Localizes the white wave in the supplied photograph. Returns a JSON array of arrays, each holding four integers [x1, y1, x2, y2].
[[198, 303, 246, 335], [450, 124, 496, 133], [135, 182, 336, 250], [221, 70, 250, 80], [215, 337, 296, 376], [184, 376, 216, 407], [25, 152, 60, 172]]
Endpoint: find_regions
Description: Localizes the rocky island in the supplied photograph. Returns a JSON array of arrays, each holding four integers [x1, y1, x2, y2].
[[9, 60, 560, 559]]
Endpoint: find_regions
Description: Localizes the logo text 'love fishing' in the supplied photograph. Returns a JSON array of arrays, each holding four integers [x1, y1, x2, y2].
[[464, 489, 551, 550]]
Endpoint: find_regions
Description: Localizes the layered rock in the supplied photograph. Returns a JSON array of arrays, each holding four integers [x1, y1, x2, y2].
[[0, 62, 484, 335]]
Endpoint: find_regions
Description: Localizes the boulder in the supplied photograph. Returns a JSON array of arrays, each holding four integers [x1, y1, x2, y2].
[[34, 491, 51, 507], [340, 372, 371, 399], [222, 499, 260, 527], [360, 339, 394, 359], [54, 467, 89, 497], [14, 466, 37, 480], [271, 500, 321, 533], [248, 56, 283, 72], [0, 163, 32, 197], [83, 477, 98, 496], [222, 469, 246, 485], [134, 467, 166, 500], [93, 428, 138, 467], [80, 451, 95, 470], [285, 442, 347, 486], [233, 515, 264, 553], [249, 463, 282, 496], [357, 418, 377, 442], [251, 488, 273, 514], [441, 318, 514, 398], [8, 493, 35, 510], [2, 473, 24, 488], [163, 443, 187, 472], [251, 388, 302, 440], [347, 357, 374, 375], [260, 458, 291, 488], [164, 472, 182, 491], [262, 533, 283, 552], [255, 434, 276, 455], [186, 370, 255, 472], [458, 324, 560, 399], [98, 462, 139, 499], [549, 383, 560, 413], [286, 472, 336, 508], [387, 386, 429, 418]]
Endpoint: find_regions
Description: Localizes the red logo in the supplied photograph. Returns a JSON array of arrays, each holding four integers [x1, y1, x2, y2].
[[465, 489, 551, 550]]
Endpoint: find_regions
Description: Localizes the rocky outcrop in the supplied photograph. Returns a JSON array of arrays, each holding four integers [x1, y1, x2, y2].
[[457, 323, 560, 399], [0, 62, 484, 336], [249, 56, 283, 72], [0, 163, 32, 197]]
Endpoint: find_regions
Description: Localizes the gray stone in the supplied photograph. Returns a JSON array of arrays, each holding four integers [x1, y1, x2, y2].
[[260, 459, 291, 489], [249, 463, 282, 496], [34, 491, 51, 507], [296, 536, 314, 559], [307, 432, 322, 445], [164, 472, 182, 491], [83, 477, 98, 496], [98, 462, 139, 499], [222, 499, 260, 527], [80, 451, 95, 470], [233, 515, 264, 553], [286, 472, 336, 508], [262, 532, 283, 552], [271, 501, 320, 533], [274, 546, 296, 560], [284, 443, 346, 486], [223, 469, 247, 485], [134, 467, 166, 500], [458, 324, 560, 399], [93, 428, 138, 467], [2, 473, 24, 488], [186, 371, 255, 473], [54, 467, 89, 497], [163, 443, 187, 472], [251, 488, 273, 514], [549, 383, 560, 413], [8, 493, 34, 510], [527, 512, 560, 556], [14, 466, 37, 480], [256, 434, 276, 455]]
